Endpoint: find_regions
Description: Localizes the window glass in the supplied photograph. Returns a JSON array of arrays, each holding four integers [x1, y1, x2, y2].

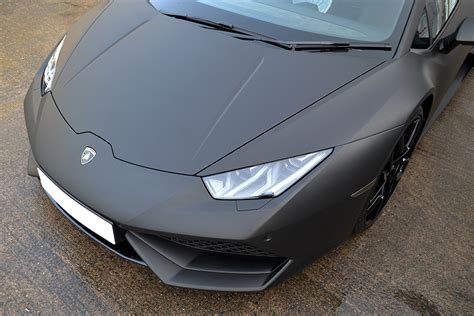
[[152, 0, 410, 43], [195, 0, 407, 41], [426, 0, 458, 38], [413, 9, 430, 49]]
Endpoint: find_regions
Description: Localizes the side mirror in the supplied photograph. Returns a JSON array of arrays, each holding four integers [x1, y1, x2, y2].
[[456, 17, 474, 45]]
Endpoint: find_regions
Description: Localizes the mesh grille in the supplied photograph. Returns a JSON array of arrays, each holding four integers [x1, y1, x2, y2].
[[160, 235, 279, 257]]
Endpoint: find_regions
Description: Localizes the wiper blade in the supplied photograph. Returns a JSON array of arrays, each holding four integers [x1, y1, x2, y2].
[[160, 11, 254, 37], [159, 11, 291, 49], [233, 37, 392, 52], [230, 35, 392, 51], [160, 11, 232, 30], [286, 41, 392, 51], [231, 34, 294, 50]]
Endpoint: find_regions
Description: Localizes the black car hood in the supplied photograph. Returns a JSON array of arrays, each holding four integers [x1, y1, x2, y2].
[[53, 2, 384, 175]]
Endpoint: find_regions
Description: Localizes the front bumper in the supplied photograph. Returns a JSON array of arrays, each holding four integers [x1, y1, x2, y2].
[[25, 71, 404, 291]]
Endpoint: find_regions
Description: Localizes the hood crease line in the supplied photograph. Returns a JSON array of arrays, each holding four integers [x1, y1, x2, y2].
[[63, 19, 151, 88], [192, 56, 265, 160]]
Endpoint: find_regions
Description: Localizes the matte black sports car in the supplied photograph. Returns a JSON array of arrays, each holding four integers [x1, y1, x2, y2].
[[25, 0, 473, 291]]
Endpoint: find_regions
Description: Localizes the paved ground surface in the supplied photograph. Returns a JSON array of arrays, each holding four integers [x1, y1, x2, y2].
[[1, 1, 473, 314]]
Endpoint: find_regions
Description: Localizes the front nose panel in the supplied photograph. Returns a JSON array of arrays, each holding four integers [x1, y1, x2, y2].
[[31, 95, 276, 241]]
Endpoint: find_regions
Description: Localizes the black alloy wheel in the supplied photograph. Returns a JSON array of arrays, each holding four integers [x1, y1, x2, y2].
[[354, 107, 426, 233]]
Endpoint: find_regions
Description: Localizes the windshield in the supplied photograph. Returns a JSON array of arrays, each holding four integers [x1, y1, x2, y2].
[[151, 0, 412, 44]]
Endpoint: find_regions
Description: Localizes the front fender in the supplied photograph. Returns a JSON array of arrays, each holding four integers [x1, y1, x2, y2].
[[200, 53, 434, 176]]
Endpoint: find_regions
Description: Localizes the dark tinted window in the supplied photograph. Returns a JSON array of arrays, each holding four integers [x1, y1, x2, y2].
[[151, 0, 411, 43], [413, 9, 431, 49], [426, 0, 458, 38]]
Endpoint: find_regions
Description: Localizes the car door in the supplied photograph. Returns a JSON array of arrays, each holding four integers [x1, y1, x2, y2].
[[411, 0, 473, 119]]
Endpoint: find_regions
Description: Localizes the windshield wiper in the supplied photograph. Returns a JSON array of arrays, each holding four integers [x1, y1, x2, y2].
[[235, 37, 392, 52], [160, 11, 236, 32], [159, 11, 294, 50], [288, 41, 392, 52], [159, 11, 392, 52], [160, 11, 268, 38]]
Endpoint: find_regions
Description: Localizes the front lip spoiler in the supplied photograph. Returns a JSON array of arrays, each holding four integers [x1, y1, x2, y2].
[[126, 231, 292, 292], [43, 180, 293, 291], [38, 167, 292, 291]]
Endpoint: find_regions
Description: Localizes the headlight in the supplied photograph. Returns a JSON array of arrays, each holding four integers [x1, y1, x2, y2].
[[42, 36, 66, 94], [203, 149, 333, 200]]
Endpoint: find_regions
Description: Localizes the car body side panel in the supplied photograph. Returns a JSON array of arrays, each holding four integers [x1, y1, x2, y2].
[[397, 0, 474, 120], [199, 53, 434, 175], [407, 1, 473, 129], [397, 0, 474, 57]]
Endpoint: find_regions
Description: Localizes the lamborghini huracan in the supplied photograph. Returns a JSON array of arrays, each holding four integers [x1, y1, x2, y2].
[[25, 0, 473, 291]]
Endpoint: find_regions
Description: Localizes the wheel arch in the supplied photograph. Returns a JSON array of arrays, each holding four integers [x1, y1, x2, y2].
[[412, 90, 435, 139], [420, 94, 434, 121]]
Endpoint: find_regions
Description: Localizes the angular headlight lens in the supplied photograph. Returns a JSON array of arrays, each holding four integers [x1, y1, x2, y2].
[[42, 36, 66, 94], [203, 149, 333, 200]]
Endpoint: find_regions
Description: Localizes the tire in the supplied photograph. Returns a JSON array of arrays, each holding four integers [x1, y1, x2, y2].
[[353, 106, 426, 233]]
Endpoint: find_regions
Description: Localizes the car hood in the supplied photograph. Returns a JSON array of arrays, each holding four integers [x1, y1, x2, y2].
[[53, 1, 385, 175]]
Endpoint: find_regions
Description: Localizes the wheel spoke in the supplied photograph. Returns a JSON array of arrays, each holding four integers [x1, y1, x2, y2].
[[405, 118, 422, 150], [367, 185, 384, 213], [363, 113, 425, 227], [366, 172, 388, 221]]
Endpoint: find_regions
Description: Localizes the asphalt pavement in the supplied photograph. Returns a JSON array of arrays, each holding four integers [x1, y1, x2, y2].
[[1, 1, 473, 314]]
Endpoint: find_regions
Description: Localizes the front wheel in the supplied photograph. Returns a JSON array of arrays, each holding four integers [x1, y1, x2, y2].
[[354, 107, 426, 233]]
